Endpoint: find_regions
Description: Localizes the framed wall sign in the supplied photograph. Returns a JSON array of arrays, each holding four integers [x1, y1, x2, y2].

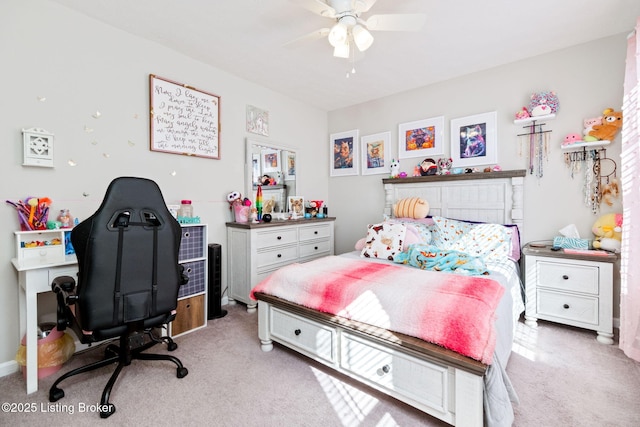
[[149, 74, 220, 159], [450, 111, 498, 167]]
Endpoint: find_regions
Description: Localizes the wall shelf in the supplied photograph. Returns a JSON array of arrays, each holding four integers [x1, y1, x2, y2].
[[513, 113, 556, 125], [561, 140, 611, 151]]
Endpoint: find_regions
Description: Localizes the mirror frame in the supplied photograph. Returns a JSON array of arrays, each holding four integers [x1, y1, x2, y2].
[[245, 138, 297, 206]]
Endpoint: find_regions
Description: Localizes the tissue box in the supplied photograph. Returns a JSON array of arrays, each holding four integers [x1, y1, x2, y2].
[[553, 236, 589, 249]]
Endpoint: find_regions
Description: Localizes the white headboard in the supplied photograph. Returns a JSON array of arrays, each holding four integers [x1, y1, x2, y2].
[[383, 170, 525, 233]]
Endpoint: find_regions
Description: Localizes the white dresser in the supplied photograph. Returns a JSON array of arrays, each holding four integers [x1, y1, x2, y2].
[[522, 243, 617, 344], [226, 218, 335, 312]]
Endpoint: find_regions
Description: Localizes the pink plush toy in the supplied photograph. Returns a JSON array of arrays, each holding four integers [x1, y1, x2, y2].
[[562, 133, 582, 147]]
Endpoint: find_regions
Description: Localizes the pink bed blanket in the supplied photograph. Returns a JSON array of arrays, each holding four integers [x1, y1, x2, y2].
[[251, 256, 504, 364]]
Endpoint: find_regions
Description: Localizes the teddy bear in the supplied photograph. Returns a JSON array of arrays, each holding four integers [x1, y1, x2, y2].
[[588, 108, 623, 142], [592, 212, 622, 253]]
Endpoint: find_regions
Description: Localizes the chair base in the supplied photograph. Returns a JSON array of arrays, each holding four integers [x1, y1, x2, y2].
[[49, 328, 188, 418]]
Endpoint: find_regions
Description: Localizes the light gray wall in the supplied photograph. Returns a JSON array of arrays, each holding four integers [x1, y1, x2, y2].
[[0, 1, 328, 368], [328, 34, 626, 253]]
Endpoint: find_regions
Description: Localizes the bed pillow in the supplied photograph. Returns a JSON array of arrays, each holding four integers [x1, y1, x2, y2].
[[393, 197, 429, 219], [361, 222, 407, 260], [431, 216, 515, 262]]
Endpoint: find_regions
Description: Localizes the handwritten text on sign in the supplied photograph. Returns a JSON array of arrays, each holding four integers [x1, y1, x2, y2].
[[150, 75, 220, 159]]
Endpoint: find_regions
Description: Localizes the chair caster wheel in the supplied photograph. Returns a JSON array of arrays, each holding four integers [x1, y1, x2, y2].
[[177, 367, 189, 378], [99, 403, 116, 418], [49, 387, 64, 402], [167, 342, 178, 351]]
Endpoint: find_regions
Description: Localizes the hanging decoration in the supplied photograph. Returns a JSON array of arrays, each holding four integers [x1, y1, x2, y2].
[[563, 146, 619, 213], [516, 119, 552, 177]]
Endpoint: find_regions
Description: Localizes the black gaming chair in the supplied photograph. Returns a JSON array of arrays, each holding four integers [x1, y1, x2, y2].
[[49, 177, 189, 418]]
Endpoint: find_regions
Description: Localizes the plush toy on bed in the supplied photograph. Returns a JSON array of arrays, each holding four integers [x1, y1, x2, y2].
[[592, 212, 622, 253]]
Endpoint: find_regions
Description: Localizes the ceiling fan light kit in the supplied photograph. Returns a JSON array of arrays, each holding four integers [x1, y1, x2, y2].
[[352, 24, 373, 51]]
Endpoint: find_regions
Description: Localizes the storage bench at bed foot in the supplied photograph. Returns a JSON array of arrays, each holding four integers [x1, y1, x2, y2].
[[269, 307, 337, 364], [340, 333, 451, 419]]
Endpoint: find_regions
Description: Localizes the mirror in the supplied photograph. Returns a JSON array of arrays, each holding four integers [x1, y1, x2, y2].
[[245, 138, 297, 215]]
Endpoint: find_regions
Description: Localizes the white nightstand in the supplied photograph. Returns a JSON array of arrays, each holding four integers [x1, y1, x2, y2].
[[522, 243, 617, 344]]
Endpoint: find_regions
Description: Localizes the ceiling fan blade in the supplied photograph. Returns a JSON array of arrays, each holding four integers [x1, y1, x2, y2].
[[283, 28, 331, 48], [353, 0, 377, 13], [365, 14, 427, 31], [289, 0, 336, 18]]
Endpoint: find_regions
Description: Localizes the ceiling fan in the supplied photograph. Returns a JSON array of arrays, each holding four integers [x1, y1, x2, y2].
[[288, 0, 427, 58]]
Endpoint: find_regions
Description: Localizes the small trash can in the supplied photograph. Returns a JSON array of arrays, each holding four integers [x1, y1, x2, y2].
[[15, 322, 75, 379]]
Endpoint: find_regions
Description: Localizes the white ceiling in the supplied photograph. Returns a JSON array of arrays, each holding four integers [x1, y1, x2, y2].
[[51, 0, 640, 111]]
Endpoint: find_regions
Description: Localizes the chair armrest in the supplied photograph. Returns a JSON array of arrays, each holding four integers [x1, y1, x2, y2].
[[52, 275, 76, 294], [51, 275, 78, 331]]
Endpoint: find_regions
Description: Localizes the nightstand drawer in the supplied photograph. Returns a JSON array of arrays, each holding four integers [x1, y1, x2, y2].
[[537, 289, 599, 325], [256, 228, 297, 249], [537, 261, 599, 294]]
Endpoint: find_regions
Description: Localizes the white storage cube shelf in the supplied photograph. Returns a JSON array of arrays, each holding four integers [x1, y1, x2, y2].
[[15, 229, 71, 265]]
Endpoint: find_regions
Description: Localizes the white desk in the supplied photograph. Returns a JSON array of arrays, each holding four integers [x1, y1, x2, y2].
[[11, 256, 78, 394]]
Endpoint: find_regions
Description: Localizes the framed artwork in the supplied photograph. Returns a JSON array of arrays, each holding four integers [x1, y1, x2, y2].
[[283, 150, 296, 180], [247, 105, 269, 136], [149, 74, 220, 159], [361, 131, 391, 175], [261, 149, 280, 173], [398, 116, 444, 159], [288, 196, 305, 216], [450, 111, 498, 167], [330, 129, 359, 177]]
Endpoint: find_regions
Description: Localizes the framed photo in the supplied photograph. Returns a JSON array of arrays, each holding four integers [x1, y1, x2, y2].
[[361, 131, 391, 175], [288, 196, 305, 216], [398, 116, 444, 159], [330, 129, 359, 177], [283, 150, 296, 180], [261, 149, 280, 173], [450, 111, 498, 167], [246, 105, 269, 136]]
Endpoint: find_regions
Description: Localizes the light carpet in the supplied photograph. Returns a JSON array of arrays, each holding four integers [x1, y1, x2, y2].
[[0, 303, 639, 427]]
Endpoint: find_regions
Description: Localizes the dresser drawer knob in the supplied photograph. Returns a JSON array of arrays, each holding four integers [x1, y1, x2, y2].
[[562, 275, 569, 280], [277, 254, 282, 258], [314, 231, 318, 234], [277, 236, 282, 240], [294, 329, 301, 336], [314, 246, 318, 250], [563, 304, 570, 309]]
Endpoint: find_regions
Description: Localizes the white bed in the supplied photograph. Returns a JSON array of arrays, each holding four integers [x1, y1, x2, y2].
[[254, 170, 526, 427]]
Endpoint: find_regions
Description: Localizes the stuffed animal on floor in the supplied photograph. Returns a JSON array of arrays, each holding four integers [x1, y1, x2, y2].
[[592, 212, 622, 253], [588, 108, 623, 142]]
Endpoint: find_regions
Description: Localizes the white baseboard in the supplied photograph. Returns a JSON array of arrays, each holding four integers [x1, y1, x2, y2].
[[0, 360, 19, 378]]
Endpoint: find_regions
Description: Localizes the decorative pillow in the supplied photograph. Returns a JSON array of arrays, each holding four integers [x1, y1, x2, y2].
[[361, 222, 407, 260], [387, 219, 432, 245], [431, 216, 476, 248], [393, 197, 429, 219], [356, 222, 425, 251]]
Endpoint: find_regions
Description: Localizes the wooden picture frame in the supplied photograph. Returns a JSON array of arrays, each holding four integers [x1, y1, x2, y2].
[[149, 74, 220, 159], [330, 129, 359, 177], [361, 131, 391, 175], [398, 116, 444, 159], [450, 111, 498, 167]]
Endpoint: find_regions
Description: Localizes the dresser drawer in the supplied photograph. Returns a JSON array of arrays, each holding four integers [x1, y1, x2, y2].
[[537, 289, 599, 325], [270, 307, 336, 364], [299, 239, 331, 259], [256, 245, 298, 269], [255, 228, 298, 249], [299, 223, 332, 241], [537, 261, 599, 294], [341, 333, 448, 413]]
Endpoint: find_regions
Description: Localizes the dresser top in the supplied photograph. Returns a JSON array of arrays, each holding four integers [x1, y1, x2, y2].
[[226, 216, 336, 229]]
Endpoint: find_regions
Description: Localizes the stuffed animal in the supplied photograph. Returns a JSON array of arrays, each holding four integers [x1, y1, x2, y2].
[[419, 158, 438, 176], [562, 133, 582, 147], [582, 116, 603, 141], [514, 106, 530, 120], [589, 108, 623, 142], [390, 159, 400, 178], [437, 158, 452, 175], [592, 212, 622, 253], [528, 91, 559, 117], [600, 178, 621, 206]]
